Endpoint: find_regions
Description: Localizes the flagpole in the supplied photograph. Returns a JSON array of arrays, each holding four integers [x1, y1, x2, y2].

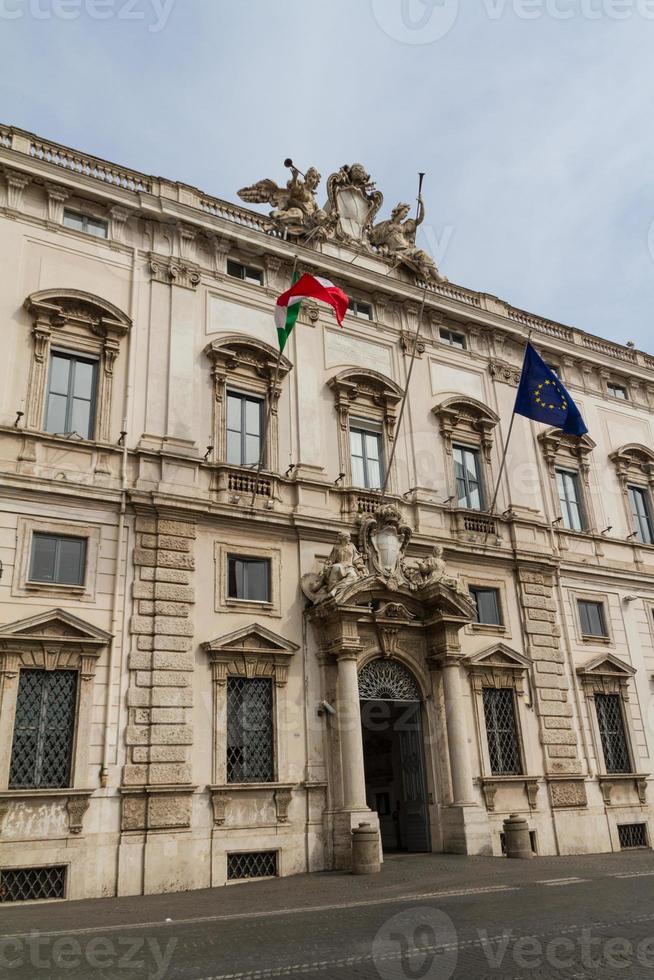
[[248, 255, 299, 511]]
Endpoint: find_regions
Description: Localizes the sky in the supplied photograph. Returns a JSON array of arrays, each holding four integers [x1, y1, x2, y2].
[[1, 0, 653, 348]]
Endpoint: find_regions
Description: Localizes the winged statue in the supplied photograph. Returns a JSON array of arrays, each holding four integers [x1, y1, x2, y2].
[[237, 165, 329, 239]]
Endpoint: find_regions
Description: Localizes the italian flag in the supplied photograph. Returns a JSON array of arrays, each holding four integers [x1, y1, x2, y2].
[[275, 273, 349, 352]]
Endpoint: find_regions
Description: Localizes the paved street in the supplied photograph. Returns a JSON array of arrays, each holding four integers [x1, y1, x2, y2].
[[2, 850, 654, 979]]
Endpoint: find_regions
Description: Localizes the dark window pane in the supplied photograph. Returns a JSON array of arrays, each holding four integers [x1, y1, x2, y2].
[[30, 534, 57, 582], [471, 588, 501, 625], [483, 688, 522, 775], [228, 557, 270, 601], [9, 670, 77, 788], [579, 600, 607, 637], [56, 538, 86, 586]]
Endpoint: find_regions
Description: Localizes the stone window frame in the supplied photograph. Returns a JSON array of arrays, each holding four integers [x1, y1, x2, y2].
[[464, 576, 511, 638], [0, 609, 109, 814], [576, 653, 640, 781], [327, 368, 404, 493], [571, 590, 613, 646], [609, 444, 654, 545], [537, 428, 597, 534], [202, 623, 299, 789], [23, 289, 131, 445], [204, 334, 292, 473], [465, 644, 539, 812], [431, 396, 499, 511], [12, 516, 102, 602], [214, 541, 281, 617]]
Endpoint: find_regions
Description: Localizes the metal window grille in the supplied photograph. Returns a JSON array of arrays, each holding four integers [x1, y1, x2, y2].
[[227, 851, 277, 881], [227, 677, 274, 783], [0, 866, 67, 902], [483, 688, 523, 775], [358, 659, 420, 702], [595, 693, 631, 774], [9, 670, 78, 789], [618, 824, 648, 849]]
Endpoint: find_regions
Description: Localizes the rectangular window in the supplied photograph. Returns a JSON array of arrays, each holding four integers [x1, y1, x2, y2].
[[578, 599, 608, 638], [628, 486, 654, 545], [348, 300, 373, 320], [227, 677, 274, 783], [607, 382, 628, 400], [9, 670, 78, 789], [29, 533, 87, 586], [350, 422, 384, 490], [595, 693, 631, 774], [453, 444, 483, 509], [482, 688, 522, 775], [226, 391, 264, 467], [439, 328, 466, 350], [470, 587, 502, 626], [44, 351, 98, 439], [63, 209, 108, 239], [228, 556, 270, 602], [556, 469, 585, 532], [226, 259, 263, 286]]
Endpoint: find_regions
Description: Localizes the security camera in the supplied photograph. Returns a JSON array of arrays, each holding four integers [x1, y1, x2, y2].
[[317, 700, 336, 717]]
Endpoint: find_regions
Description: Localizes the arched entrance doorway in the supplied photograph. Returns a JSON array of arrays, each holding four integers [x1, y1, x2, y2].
[[358, 659, 431, 853]]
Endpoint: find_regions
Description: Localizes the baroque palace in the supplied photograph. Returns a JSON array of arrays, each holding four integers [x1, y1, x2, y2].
[[0, 127, 654, 903]]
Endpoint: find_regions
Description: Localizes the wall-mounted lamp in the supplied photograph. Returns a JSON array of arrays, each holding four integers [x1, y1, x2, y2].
[[117, 431, 127, 447], [626, 531, 639, 541], [551, 516, 564, 526], [442, 495, 455, 505], [203, 445, 213, 462], [14, 410, 24, 428], [285, 463, 297, 478], [624, 595, 639, 603], [334, 472, 345, 487]]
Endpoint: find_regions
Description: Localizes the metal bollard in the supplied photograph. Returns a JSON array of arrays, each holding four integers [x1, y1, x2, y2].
[[351, 822, 381, 875], [503, 813, 534, 859]]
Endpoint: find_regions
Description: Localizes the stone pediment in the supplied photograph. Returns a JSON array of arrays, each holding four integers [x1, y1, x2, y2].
[[203, 623, 299, 656], [0, 608, 112, 648], [577, 653, 636, 679], [466, 643, 531, 672], [334, 574, 475, 622]]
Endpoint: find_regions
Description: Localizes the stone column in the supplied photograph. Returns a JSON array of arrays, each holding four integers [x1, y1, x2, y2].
[[336, 651, 367, 811], [441, 656, 475, 804]]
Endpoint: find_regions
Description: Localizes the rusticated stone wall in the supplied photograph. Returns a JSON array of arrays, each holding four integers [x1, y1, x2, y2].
[[517, 568, 584, 792], [121, 513, 196, 831]]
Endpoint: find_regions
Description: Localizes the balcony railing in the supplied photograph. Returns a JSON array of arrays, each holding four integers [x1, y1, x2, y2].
[[29, 139, 152, 193]]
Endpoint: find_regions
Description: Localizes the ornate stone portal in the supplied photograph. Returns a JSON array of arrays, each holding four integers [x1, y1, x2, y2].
[[302, 509, 492, 864], [238, 163, 446, 284]]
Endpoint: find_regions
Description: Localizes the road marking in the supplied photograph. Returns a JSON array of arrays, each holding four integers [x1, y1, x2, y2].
[[0, 884, 520, 942], [537, 877, 588, 886], [613, 871, 654, 878]]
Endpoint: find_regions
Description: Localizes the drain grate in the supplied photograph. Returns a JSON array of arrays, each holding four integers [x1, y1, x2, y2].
[[227, 851, 277, 881], [618, 823, 648, 849], [0, 866, 67, 902]]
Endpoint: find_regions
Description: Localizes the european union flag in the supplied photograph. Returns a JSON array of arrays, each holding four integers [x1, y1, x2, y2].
[[514, 343, 588, 437]]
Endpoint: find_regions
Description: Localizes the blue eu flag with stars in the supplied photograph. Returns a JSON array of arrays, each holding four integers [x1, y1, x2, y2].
[[514, 343, 588, 437]]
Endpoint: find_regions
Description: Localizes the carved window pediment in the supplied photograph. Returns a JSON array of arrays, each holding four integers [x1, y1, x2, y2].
[[203, 623, 298, 688], [328, 369, 403, 432], [204, 334, 292, 382], [609, 444, 654, 490], [538, 427, 596, 477], [465, 643, 529, 694], [577, 652, 635, 699], [0, 609, 109, 678]]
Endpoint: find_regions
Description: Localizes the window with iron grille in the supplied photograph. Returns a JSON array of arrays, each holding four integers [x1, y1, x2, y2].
[[45, 350, 98, 440], [9, 670, 78, 789], [453, 444, 484, 510], [227, 677, 274, 783], [227, 851, 277, 880], [29, 533, 87, 587], [595, 693, 631, 774], [482, 688, 523, 775], [0, 866, 67, 903], [618, 823, 648, 849]]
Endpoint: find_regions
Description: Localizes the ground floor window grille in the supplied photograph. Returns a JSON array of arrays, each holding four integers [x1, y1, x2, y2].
[[227, 851, 277, 881], [595, 693, 631, 774], [0, 866, 67, 902], [9, 669, 78, 788], [483, 688, 522, 775], [618, 824, 648, 849], [226, 677, 274, 783]]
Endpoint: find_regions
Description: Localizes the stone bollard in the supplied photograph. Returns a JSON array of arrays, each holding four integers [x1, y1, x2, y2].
[[351, 822, 381, 875], [503, 813, 534, 859]]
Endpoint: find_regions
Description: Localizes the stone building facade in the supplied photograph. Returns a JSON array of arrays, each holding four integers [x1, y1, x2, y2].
[[0, 126, 653, 902]]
